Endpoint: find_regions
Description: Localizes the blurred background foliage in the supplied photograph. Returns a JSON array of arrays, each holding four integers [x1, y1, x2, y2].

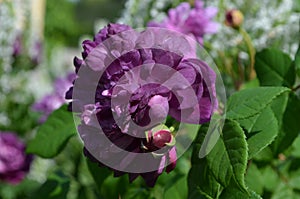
[[44, 0, 126, 48]]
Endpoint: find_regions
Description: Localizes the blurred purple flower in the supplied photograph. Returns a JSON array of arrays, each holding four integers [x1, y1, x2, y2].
[[12, 34, 23, 57], [67, 23, 217, 186], [148, 0, 219, 44], [0, 132, 33, 184], [12, 35, 43, 65], [33, 72, 75, 122], [30, 40, 43, 65]]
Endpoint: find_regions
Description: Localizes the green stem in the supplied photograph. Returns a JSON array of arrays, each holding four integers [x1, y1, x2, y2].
[[239, 27, 256, 80]]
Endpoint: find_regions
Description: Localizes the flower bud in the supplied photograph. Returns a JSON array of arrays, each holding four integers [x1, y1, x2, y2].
[[144, 129, 175, 151], [152, 130, 173, 148], [225, 9, 244, 28]]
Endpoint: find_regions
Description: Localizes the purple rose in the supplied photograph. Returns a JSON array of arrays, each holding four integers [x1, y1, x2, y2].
[[33, 72, 76, 122], [0, 132, 33, 184], [148, 0, 219, 44], [67, 23, 217, 186]]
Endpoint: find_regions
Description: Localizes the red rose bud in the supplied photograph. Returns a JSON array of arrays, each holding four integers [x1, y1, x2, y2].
[[225, 9, 244, 28], [152, 130, 173, 148], [144, 129, 175, 151]]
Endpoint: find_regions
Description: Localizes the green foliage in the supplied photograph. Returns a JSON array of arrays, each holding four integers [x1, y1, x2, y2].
[[30, 172, 70, 199], [220, 182, 262, 199], [76, 0, 125, 23], [272, 93, 300, 155], [295, 45, 300, 77], [45, 0, 92, 47], [164, 177, 187, 199], [245, 164, 264, 195], [233, 89, 289, 158], [226, 87, 290, 120], [188, 124, 220, 199], [206, 119, 248, 191], [188, 46, 300, 198], [255, 49, 294, 87], [85, 159, 112, 198], [240, 107, 278, 158], [0, 96, 38, 135], [44, 0, 125, 48], [188, 120, 261, 198], [27, 105, 76, 158], [0, 179, 40, 199]]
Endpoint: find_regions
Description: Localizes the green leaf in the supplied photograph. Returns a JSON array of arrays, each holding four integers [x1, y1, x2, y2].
[[122, 187, 152, 199], [77, 185, 98, 199], [206, 120, 248, 191], [27, 105, 77, 158], [289, 170, 300, 190], [220, 184, 262, 199], [294, 45, 300, 77], [272, 93, 300, 154], [227, 87, 290, 120], [237, 89, 288, 159], [253, 147, 273, 163], [261, 166, 280, 192], [188, 163, 219, 199], [269, 91, 289, 126], [101, 174, 129, 199], [233, 89, 288, 158], [30, 172, 70, 199], [255, 49, 294, 87], [271, 182, 295, 199], [164, 177, 187, 199], [188, 124, 220, 199], [220, 178, 262, 199], [86, 158, 112, 194], [0, 179, 40, 199], [149, 185, 165, 199], [245, 164, 263, 195], [239, 107, 278, 158], [291, 136, 300, 158]]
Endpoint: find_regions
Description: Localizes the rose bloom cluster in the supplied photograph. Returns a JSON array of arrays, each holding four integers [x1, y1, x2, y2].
[[0, 132, 33, 184], [66, 22, 217, 187]]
